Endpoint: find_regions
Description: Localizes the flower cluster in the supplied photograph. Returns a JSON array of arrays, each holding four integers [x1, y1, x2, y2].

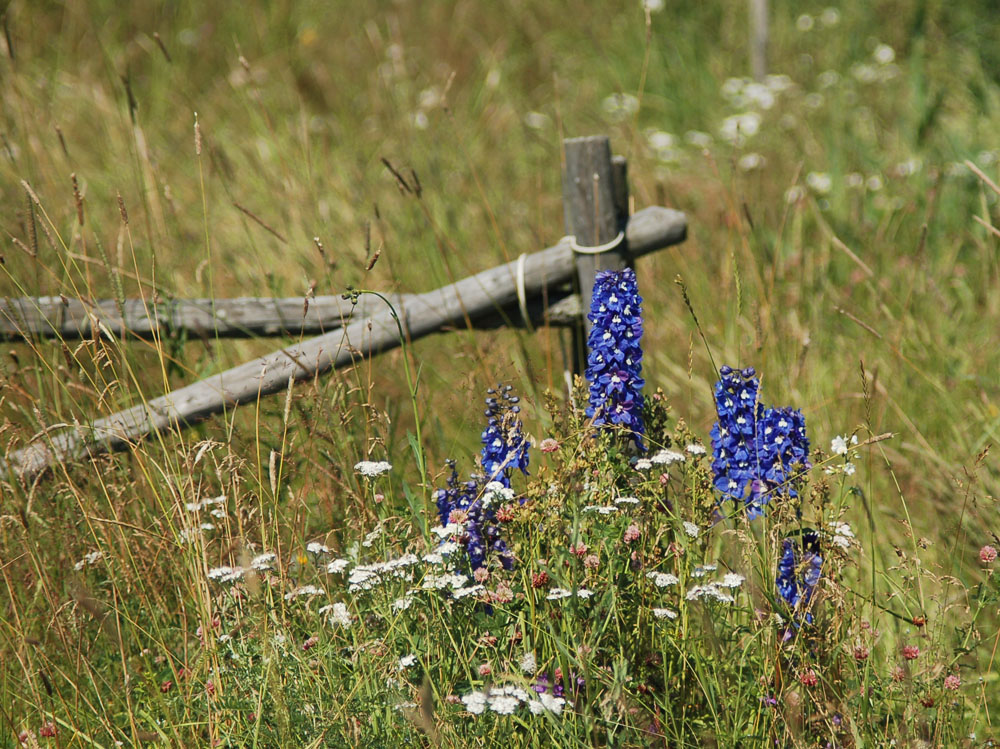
[[585, 268, 646, 449], [710, 366, 810, 518], [435, 386, 530, 571], [480, 385, 530, 485], [776, 531, 823, 623]]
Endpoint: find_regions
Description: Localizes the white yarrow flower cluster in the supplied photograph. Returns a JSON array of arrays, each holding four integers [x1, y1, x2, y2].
[[284, 584, 324, 600], [354, 460, 392, 477], [327, 558, 350, 574], [306, 542, 330, 555], [583, 505, 619, 515], [250, 552, 277, 571], [520, 651, 537, 674], [829, 521, 856, 550], [362, 523, 383, 548], [320, 602, 352, 629], [462, 684, 565, 717], [207, 566, 246, 583], [347, 553, 419, 592], [184, 495, 226, 513], [651, 449, 685, 466], [74, 550, 105, 571], [685, 443, 707, 455], [652, 607, 678, 620], [482, 482, 514, 507], [646, 571, 679, 588], [398, 654, 417, 671], [686, 583, 736, 603], [683, 521, 700, 538], [615, 496, 640, 506]]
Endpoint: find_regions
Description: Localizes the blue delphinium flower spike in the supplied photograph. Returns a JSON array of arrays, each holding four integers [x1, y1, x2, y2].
[[585, 268, 646, 449], [710, 366, 765, 515], [776, 531, 822, 623], [481, 384, 530, 486], [757, 406, 811, 492]]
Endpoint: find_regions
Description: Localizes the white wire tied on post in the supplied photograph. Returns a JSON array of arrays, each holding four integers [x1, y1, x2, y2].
[[514, 230, 626, 328]]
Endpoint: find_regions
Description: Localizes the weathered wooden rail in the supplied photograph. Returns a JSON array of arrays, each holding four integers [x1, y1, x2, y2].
[[1, 136, 687, 480]]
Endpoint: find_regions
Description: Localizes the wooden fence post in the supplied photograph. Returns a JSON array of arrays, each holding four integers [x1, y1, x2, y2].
[[561, 135, 629, 374]]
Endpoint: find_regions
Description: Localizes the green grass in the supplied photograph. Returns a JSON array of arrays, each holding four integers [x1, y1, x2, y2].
[[2, 0, 1000, 745]]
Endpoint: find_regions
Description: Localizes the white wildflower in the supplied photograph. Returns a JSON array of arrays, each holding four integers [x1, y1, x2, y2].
[[691, 564, 717, 577], [646, 571, 679, 588], [398, 654, 417, 671], [306, 542, 330, 555], [322, 602, 352, 629], [431, 523, 463, 539], [327, 558, 350, 574], [601, 92, 639, 121], [843, 462, 856, 476], [362, 524, 383, 548], [652, 607, 678, 620], [199, 522, 215, 531], [785, 185, 806, 203], [520, 651, 537, 674], [806, 172, 832, 195], [184, 501, 202, 512], [483, 482, 514, 506], [583, 505, 618, 515], [820, 7, 840, 26], [74, 551, 104, 571], [651, 449, 685, 465], [488, 695, 520, 715], [739, 152, 765, 171], [720, 112, 761, 144], [796, 14, 814, 32], [208, 566, 245, 583], [452, 584, 485, 600], [634, 458, 653, 471], [250, 553, 277, 571], [720, 573, 745, 588], [577, 588, 594, 599], [284, 584, 324, 600], [686, 443, 706, 455], [642, 0, 664, 12], [438, 541, 461, 555], [866, 175, 884, 191], [523, 111, 550, 130], [873, 43, 895, 65], [684, 130, 713, 148], [615, 496, 640, 506], [354, 460, 392, 477], [422, 552, 444, 565], [462, 691, 488, 714], [831, 435, 848, 455], [683, 522, 700, 539], [533, 692, 566, 714], [546, 587, 573, 601], [391, 596, 414, 611], [765, 74, 793, 92]]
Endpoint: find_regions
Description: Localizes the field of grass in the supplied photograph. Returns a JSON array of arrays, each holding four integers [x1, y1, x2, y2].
[[2, 0, 1000, 745]]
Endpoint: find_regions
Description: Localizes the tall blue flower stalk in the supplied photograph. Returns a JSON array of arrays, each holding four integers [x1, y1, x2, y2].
[[710, 365, 811, 518], [776, 531, 822, 623], [585, 268, 646, 449], [434, 385, 529, 571]]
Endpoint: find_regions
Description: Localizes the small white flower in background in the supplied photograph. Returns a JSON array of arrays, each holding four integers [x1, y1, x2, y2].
[[583, 505, 619, 515], [431, 523, 463, 539], [784, 185, 806, 203], [546, 588, 573, 601], [615, 496, 640, 506], [685, 443, 706, 455], [185, 501, 202, 512], [720, 112, 761, 145], [845, 172, 865, 188], [74, 550, 104, 571], [829, 521, 855, 550], [523, 111, 550, 130], [686, 583, 735, 603], [651, 449, 685, 465], [199, 522, 215, 531], [601, 92, 640, 121], [796, 14, 814, 31], [284, 584, 324, 600], [720, 573, 745, 588], [642, 0, 664, 12], [520, 651, 537, 674], [843, 462, 857, 476], [820, 7, 840, 26], [806, 172, 832, 195], [362, 523, 383, 548], [422, 552, 443, 565], [739, 153, 765, 172], [634, 458, 653, 471], [684, 130, 713, 149], [327, 558, 350, 574], [488, 695, 520, 715], [306, 542, 330, 555], [646, 129, 674, 151], [208, 566, 246, 583], [462, 691, 488, 714], [646, 571, 679, 588], [210, 508, 227, 519], [178, 528, 201, 544], [866, 175, 884, 192], [218, 634, 232, 643], [873, 43, 895, 65], [691, 564, 717, 578], [453, 584, 485, 600], [321, 602, 352, 629], [577, 588, 594, 599], [742, 82, 775, 110], [831, 434, 857, 455], [392, 596, 414, 611], [251, 553, 277, 571], [851, 63, 879, 84], [482, 482, 514, 506], [533, 692, 566, 715], [683, 521, 700, 539], [764, 74, 793, 93], [652, 607, 678, 620], [438, 541, 461, 555], [354, 460, 392, 478], [398, 654, 417, 671]]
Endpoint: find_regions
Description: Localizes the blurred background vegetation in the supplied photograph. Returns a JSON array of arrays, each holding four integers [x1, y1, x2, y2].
[[2, 0, 999, 588]]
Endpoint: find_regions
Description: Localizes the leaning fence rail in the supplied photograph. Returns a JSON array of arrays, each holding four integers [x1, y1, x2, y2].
[[1, 136, 686, 481]]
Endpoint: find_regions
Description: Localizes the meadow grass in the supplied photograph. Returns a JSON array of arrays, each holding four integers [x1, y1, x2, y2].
[[1, 0, 999, 745]]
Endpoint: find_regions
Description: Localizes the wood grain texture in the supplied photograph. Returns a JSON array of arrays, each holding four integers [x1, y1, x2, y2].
[[1, 206, 686, 480]]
